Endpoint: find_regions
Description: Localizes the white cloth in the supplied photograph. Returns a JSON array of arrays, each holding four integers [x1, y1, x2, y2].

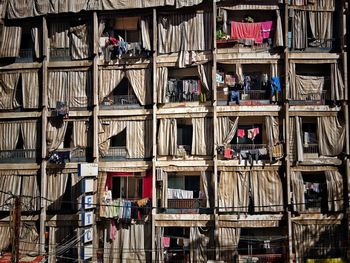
[[167, 188, 193, 199]]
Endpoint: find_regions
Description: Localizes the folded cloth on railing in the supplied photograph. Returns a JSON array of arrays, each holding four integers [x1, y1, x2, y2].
[[272, 144, 284, 159], [167, 188, 193, 199], [224, 148, 232, 159], [271, 77, 281, 93], [258, 147, 268, 155], [231, 21, 263, 44]]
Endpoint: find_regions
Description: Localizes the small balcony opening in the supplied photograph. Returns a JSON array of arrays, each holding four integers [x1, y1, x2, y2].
[[62, 122, 73, 149], [111, 176, 143, 200], [301, 119, 319, 157], [15, 130, 24, 150], [302, 173, 327, 213], [177, 119, 193, 155], [101, 78, 139, 107]]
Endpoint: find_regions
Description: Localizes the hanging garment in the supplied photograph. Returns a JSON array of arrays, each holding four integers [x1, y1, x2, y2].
[[237, 129, 245, 138], [231, 22, 263, 44], [271, 77, 281, 93], [247, 128, 260, 140], [224, 148, 232, 159], [110, 220, 117, 240], [261, 21, 274, 39], [229, 90, 240, 104], [163, 237, 170, 248]]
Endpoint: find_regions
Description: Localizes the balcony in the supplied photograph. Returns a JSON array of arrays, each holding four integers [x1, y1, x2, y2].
[[100, 95, 140, 109], [15, 49, 34, 63], [101, 146, 128, 161], [289, 91, 327, 105], [164, 198, 209, 214], [49, 48, 71, 61], [0, 149, 38, 163], [218, 90, 279, 106], [70, 148, 92, 162]]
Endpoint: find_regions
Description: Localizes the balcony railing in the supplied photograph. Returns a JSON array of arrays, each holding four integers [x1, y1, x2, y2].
[[289, 37, 334, 52], [15, 48, 34, 63], [71, 148, 91, 162], [303, 143, 319, 154], [290, 91, 327, 105], [102, 146, 128, 160], [49, 48, 71, 61], [0, 149, 37, 163], [230, 144, 268, 152], [165, 198, 208, 214], [219, 89, 280, 105], [100, 95, 140, 109]]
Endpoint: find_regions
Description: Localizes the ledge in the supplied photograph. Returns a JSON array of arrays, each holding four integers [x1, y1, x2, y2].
[[219, 214, 284, 228], [217, 48, 281, 62], [154, 214, 214, 227], [0, 111, 41, 119]]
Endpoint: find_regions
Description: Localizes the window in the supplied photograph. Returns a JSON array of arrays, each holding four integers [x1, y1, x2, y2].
[[102, 16, 141, 43], [302, 173, 327, 212], [302, 123, 317, 145], [110, 129, 126, 147], [111, 176, 143, 199], [62, 122, 73, 148], [168, 175, 200, 198], [15, 130, 24, 150], [177, 124, 193, 146]]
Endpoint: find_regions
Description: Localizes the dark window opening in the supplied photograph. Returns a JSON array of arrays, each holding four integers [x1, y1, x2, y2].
[[61, 174, 73, 211], [185, 176, 200, 198], [110, 129, 126, 147], [302, 173, 327, 212], [63, 122, 73, 148], [15, 130, 24, 150], [177, 124, 193, 146], [15, 77, 23, 108], [111, 176, 143, 199], [302, 123, 318, 145]]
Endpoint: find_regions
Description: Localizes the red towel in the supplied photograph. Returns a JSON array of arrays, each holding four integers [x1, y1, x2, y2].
[[237, 129, 245, 138], [163, 237, 170, 248], [261, 21, 274, 39], [231, 21, 263, 44], [224, 148, 232, 159]]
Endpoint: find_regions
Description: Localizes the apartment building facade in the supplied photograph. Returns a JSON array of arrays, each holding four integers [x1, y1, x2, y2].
[[0, 0, 348, 262]]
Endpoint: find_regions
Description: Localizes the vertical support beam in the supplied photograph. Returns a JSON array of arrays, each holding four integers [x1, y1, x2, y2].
[[40, 15, 48, 255], [151, 8, 158, 263], [283, 1, 293, 262], [92, 11, 99, 162], [212, 0, 219, 260]]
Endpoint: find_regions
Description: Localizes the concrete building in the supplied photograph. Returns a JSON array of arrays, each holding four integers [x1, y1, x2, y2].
[[0, 0, 348, 262]]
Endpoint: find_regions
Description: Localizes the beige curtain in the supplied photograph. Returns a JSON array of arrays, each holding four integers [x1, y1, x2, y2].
[[270, 63, 278, 78], [98, 120, 127, 156], [104, 224, 146, 263], [197, 63, 211, 92], [141, 17, 151, 51], [294, 75, 325, 100], [48, 71, 68, 108], [73, 121, 88, 148], [200, 171, 214, 208], [19, 223, 39, 255], [157, 119, 177, 156], [157, 67, 168, 103], [290, 171, 305, 212], [250, 170, 283, 212], [21, 175, 40, 211], [127, 120, 144, 158], [293, 10, 307, 49], [330, 63, 345, 101], [49, 22, 70, 49], [70, 23, 90, 60], [0, 122, 20, 150], [274, 10, 284, 47], [0, 175, 21, 211], [0, 72, 20, 109], [0, 24, 22, 57], [126, 68, 152, 105], [290, 117, 304, 162], [309, 11, 332, 48], [191, 118, 213, 156], [325, 170, 343, 212], [288, 62, 296, 99], [22, 71, 40, 108], [46, 172, 68, 210], [31, 27, 41, 58], [218, 171, 249, 213], [99, 69, 125, 103], [218, 228, 240, 262], [216, 117, 239, 146], [265, 116, 279, 147], [190, 227, 209, 263], [317, 116, 345, 156], [21, 121, 38, 150], [0, 225, 11, 250], [235, 64, 244, 84], [68, 71, 91, 107], [46, 119, 68, 152]]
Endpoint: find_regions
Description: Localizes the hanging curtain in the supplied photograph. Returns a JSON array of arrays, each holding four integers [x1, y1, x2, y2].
[[265, 116, 279, 148], [197, 63, 211, 92], [46, 119, 68, 152], [157, 119, 177, 156], [70, 23, 90, 60], [98, 120, 127, 156], [49, 22, 70, 49], [126, 68, 152, 105], [0, 72, 20, 109], [218, 227, 240, 262], [317, 116, 345, 156], [0, 24, 22, 57], [73, 121, 88, 148], [126, 121, 144, 158], [0, 226, 10, 251], [68, 71, 91, 107], [46, 172, 68, 210], [218, 171, 249, 213], [140, 17, 151, 51], [274, 10, 284, 47], [0, 122, 20, 151], [31, 27, 41, 58], [48, 71, 68, 108], [290, 117, 304, 162], [308, 11, 332, 48], [99, 69, 125, 103], [288, 62, 296, 99], [294, 75, 325, 100], [270, 63, 278, 78], [21, 121, 38, 152], [290, 171, 305, 212], [325, 170, 343, 212], [235, 64, 244, 83], [0, 175, 22, 211], [157, 67, 168, 103], [21, 175, 40, 211], [155, 227, 164, 263], [191, 118, 213, 156], [190, 227, 209, 263], [250, 170, 283, 212], [293, 10, 307, 50], [216, 117, 239, 146], [22, 71, 40, 108], [330, 63, 345, 101], [200, 171, 214, 208], [19, 223, 39, 255]]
